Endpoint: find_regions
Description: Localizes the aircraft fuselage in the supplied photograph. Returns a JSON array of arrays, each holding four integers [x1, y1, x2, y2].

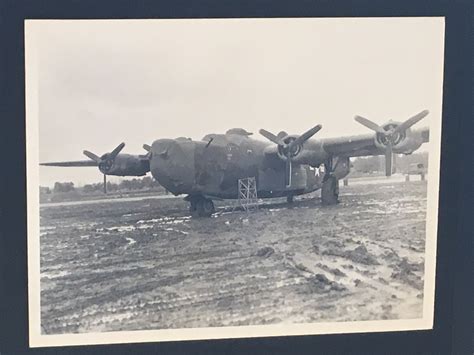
[[149, 133, 336, 199]]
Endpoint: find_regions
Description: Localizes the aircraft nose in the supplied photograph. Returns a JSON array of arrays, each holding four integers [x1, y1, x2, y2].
[[149, 139, 195, 194], [151, 139, 173, 159]]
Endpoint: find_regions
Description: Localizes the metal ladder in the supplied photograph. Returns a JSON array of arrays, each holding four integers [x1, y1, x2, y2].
[[235, 176, 259, 213]]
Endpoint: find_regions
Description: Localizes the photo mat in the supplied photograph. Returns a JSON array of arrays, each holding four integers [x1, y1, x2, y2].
[[25, 17, 445, 347]]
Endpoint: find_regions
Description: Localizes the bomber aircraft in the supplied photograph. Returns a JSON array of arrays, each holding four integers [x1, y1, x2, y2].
[[41, 110, 430, 217]]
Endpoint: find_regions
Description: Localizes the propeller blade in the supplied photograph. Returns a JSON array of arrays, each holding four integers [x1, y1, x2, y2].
[[259, 129, 284, 145], [393, 110, 429, 135], [143, 144, 151, 152], [103, 174, 107, 194], [109, 142, 125, 159], [385, 144, 393, 177], [285, 157, 292, 187], [354, 115, 386, 134], [83, 150, 100, 162], [291, 124, 322, 148]]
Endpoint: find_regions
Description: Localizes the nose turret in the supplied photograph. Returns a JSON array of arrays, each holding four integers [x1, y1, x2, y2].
[[149, 138, 196, 195]]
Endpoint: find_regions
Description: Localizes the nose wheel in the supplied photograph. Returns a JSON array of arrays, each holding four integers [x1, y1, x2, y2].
[[188, 195, 215, 217]]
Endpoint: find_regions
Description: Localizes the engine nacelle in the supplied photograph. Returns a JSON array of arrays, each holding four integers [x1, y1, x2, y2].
[[100, 154, 150, 176], [276, 135, 303, 161], [374, 121, 426, 154]]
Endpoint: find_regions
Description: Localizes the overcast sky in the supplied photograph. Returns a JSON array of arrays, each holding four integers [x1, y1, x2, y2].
[[28, 18, 444, 187]]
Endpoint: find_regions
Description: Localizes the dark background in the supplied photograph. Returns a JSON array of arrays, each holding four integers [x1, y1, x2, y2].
[[0, 0, 472, 354]]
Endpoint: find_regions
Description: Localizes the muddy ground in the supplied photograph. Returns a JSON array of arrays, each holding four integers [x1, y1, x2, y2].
[[39, 180, 427, 334]]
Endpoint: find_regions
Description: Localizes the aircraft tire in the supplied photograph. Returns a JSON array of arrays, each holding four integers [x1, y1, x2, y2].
[[321, 175, 339, 205], [286, 195, 294, 204], [189, 202, 199, 217], [199, 198, 215, 217], [189, 197, 215, 217]]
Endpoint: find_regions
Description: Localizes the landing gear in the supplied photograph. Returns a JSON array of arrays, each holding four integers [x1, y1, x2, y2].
[[286, 195, 294, 204], [188, 195, 215, 217], [322, 158, 339, 206], [321, 175, 339, 205]]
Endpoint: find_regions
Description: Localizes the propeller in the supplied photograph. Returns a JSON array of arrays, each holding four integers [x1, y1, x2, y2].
[[142, 144, 153, 159], [83, 142, 125, 193], [354, 110, 429, 177], [83, 142, 125, 173], [260, 124, 322, 187]]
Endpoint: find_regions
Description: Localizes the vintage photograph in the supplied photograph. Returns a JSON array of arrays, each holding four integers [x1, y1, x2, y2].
[[26, 18, 444, 346]]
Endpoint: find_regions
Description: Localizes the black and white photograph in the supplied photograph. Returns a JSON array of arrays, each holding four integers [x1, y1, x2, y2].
[[25, 18, 445, 347]]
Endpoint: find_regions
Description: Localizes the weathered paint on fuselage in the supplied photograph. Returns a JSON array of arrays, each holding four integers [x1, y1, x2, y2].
[[147, 126, 427, 199], [149, 133, 329, 199]]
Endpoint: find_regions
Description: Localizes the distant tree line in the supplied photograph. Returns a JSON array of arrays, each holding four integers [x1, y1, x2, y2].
[[82, 176, 162, 193], [53, 182, 75, 193], [41, 176, 166, 195], [351, 152, 428, 174]]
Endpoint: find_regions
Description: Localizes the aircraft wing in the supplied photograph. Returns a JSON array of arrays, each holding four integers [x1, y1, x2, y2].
[[263, 128, 429, 166], [262, 133, 377, 161], [320, 133, 379, 157], [40, 160, 98, 167], [260, 112, 429, 178], [321, 127, 429, 158]]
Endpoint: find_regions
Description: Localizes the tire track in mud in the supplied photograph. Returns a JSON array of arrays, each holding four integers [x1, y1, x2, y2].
[[40, 181, 428, 333]]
